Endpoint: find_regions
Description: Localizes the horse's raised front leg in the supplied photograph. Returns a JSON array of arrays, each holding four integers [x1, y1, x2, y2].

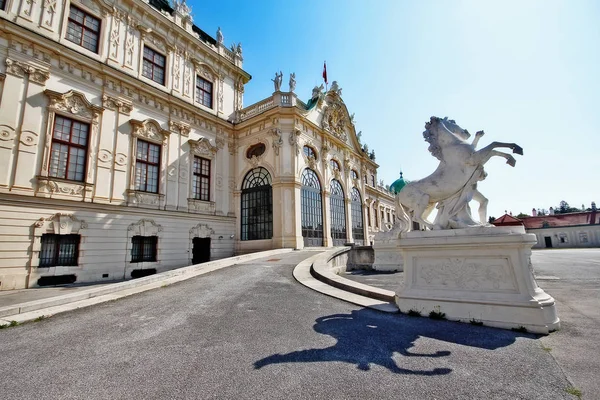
[[470, 147, 520, 167]]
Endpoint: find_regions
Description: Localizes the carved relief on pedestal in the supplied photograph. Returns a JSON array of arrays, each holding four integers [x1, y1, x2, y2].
[[416, 257, 518, 292], [126, 190, 165, 208]]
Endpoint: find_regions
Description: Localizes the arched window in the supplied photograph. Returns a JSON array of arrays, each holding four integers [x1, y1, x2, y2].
[[351, 170, 358, 180], [241, 167, 272, 241], [351, 187, 364, 245], [330, 159, 340, 171], [301, 169, 323, 247], [303, 145, 316, 159], [330, 179, 346, 246]]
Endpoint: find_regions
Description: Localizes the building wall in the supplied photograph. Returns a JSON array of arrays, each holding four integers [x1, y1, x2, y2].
[[529, 225, 600, 249], [0, 0, 248, 289]]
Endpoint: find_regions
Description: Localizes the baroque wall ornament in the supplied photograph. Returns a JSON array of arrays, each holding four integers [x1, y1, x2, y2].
[[46, 89, 103, 121], [102, 95, 133, 115], [5, 58, 50, 85], [321, 97, 348, 142], [34, 213, 87, 235], [189, 137, 218, 157], [130, 119, 170, 144], [190, 223, 214, 239], [169, 121, 190, 137], [289, 129, 300, 155], [128, 218, 163, 236], [271, 128, 283, 156]]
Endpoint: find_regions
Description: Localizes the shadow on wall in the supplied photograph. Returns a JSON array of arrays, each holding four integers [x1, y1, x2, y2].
[[254, 308, 530, 375]]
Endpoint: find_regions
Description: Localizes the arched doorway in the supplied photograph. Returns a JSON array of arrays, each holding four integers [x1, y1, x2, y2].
[[351, 187, 364, 246], [330, 179, 347, 246], [301, 168, 323, 247], [241, 167, 273, 241]]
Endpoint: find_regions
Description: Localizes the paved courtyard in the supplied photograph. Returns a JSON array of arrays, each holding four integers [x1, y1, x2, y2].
[[0, 249, 598, 399]]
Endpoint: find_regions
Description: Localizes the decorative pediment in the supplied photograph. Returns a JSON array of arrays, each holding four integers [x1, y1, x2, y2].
[[130, 119, 170, 144], [45, 89, 103, 121], [189, 137, 218, 157], [321, 92, 350, 142], [128, 219, 162, 236], [34, 213, 87, 234], [190, 223, 214, 239], [193, 61, 217, 81]]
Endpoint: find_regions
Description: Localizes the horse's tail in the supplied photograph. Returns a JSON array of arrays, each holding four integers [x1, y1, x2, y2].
[[395, 201, 412, 233]]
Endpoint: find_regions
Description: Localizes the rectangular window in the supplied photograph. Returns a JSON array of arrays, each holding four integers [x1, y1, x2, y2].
[[367, 206, 371, 227], [0, 0, 6, 11], [142, 46, 166, 85], [49, 116, 89, 182], [371, 175, 376, 187], [195, 76, 213, 108], [131, 236, 157, 262], [192, 156, 211, 201], [39, 234, 80, 267], [66, 6, 101, 53], [135, 140, 161, 193]]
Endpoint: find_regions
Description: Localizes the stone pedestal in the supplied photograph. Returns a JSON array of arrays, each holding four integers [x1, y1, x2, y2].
[[373, 230, 404, 272], [395, 226, 560, 334]]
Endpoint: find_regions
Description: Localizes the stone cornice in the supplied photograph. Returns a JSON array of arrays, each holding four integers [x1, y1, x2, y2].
[[0, 19, 237, 134]]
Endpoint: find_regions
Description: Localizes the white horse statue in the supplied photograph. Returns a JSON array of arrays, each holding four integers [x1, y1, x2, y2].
[[395, 116, 522, 232]]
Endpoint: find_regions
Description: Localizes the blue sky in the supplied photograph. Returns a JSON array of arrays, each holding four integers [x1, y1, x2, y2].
[[189, 0, 599, 219]]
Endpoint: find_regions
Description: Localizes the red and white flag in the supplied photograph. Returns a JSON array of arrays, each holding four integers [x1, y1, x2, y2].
[[322, 61, 328, 84]]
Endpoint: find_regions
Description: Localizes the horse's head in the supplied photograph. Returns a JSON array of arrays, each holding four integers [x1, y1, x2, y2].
[[423, 117, 468, 160], [440, 118, 471, 141]]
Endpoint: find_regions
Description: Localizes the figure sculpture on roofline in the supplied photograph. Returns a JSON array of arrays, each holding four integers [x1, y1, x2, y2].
[[271, 71, 283, 92], [394, 116, 523, 232]]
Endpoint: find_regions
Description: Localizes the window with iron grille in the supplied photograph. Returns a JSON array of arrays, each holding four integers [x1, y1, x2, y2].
[[193, 156, 210, 201], [351, 187, 364, 240], [142, 46, 166, 85], [39, 234, 80, 267], [301, 169, 323, 240], [196, 76, 213, 108], [66, 6, 101, 53], [49, 116, 89, 182], [135, 140, 160, 193], [330, 179, 346, 241], [241, 167, 273, 241], [131, 236, 158, 262]]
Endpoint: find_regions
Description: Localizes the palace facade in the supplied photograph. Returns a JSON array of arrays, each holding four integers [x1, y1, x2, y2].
[[0, 0, 396, 290]]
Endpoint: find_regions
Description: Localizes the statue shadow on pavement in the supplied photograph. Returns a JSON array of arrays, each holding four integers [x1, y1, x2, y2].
[[254, 308, 530, 375]]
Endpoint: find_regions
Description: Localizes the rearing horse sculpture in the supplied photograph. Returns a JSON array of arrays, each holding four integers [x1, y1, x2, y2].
[[395, 117, 523, 232]]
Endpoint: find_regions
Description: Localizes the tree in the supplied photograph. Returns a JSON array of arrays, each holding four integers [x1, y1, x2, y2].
[[538, 209, 548, 216], [516, 212, 529, 218], [555, 200, 579, 214], [488, 216, 496, 224]]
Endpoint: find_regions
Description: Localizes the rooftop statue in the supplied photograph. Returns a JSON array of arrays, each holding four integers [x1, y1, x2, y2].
[[395, 116, 523, 232], [271, 71, 283, 92]]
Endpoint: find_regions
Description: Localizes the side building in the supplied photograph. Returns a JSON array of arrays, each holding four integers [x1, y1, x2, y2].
[[0, 0, 395, 290]]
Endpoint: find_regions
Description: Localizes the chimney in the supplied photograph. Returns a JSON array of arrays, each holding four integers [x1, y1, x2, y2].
[[549, 207, 555, 215], [591, 201, 597, 225], [532, 208, 537, 217]]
